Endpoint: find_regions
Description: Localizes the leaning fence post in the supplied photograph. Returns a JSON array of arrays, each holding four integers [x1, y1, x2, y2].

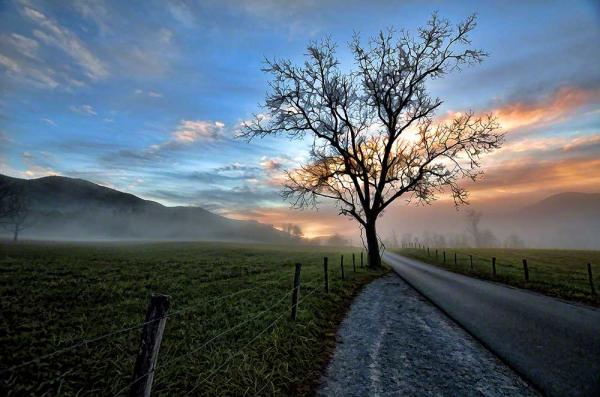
[[291, 263, 302, 320], [492, 257, 497, 276], [469, 255, 473, 271], [587, 263, 595, 295], [340, 255, 345, 280], [352, 253, 356, 273], [130, 294, 170, 397], [323, 257, 329, 293], [523, 259, 529, 282]]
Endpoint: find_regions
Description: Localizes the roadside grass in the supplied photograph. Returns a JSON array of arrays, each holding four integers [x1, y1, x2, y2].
[[393, 247, 600, 306], [0, 241, 382, 396]]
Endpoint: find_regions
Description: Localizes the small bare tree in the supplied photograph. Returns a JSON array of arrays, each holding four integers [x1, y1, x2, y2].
[[465, 209, 483, 247], [242, 14, 503, 267], [0, 186, 29, 242], [283, 223, 304, 239]]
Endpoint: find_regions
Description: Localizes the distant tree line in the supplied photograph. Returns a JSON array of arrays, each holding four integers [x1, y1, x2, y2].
[[384, 210, 526, 249]]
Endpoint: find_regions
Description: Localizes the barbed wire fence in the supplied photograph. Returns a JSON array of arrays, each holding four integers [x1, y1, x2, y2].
[[399, 243, 597, 296], [0, 251, 370, 396]]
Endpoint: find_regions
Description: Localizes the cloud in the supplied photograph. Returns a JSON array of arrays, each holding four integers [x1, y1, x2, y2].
[[171, 120, 225, 144], [0, 51, 59, 88], [492, 86, 600, 133], [260, 157, 284, 171], [42, 118, 57, 126], [134, 88, 163, 98], [23, 6, 108, 80], [1, 33, 39, 59], [72, 0, 110, 34], [166, 1, 196, 27], [101, 119, 227, 166], [20, 151, 59, 178], [438, 86, 600, 136], [0, 53, 20, 73], [70, 104, 97, 116], [158, 28, 173, 45], [489, 133, 600, 161], [466, 156, 600, 201]]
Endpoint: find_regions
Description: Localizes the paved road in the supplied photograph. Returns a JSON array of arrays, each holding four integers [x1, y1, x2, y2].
[[318, 274, 535, 396], [383, 252, 600, 397]]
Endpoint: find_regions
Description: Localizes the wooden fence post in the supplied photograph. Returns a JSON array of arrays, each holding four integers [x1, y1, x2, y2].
[[340, 255, 345, 280], [352, 253, 356, 273], [587, 263, 595, 295], [469, 255, 473, 271], [523, 259, 529, 282], [427, 247, 430, 256], [492, 257, 496, 276], [323, 257, 329, 293], [360, 252, 364, 268], [130, 294, 170, 397], [454, 252, 457, 265], [291, 263, 302, 320], [435, 249, 438, 260], [443, 251, 446, 264]]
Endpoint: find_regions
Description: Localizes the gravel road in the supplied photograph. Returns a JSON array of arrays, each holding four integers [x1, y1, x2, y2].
[[317, 274, 537, 396]]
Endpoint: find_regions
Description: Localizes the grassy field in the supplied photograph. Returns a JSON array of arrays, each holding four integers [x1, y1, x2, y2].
[[0, 241, 383, 396], [394, 247, 600, 306]]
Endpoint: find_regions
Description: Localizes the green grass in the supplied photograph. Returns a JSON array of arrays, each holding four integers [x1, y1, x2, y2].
[[393, 247, 600, 306], [0, 241, 383, 396]]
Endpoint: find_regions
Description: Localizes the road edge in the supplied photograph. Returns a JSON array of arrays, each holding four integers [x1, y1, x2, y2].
[[383, 253, 544, 397]]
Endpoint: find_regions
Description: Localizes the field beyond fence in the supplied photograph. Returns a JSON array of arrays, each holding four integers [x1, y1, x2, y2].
[[394, 246, 599, 306], [0, 242, 382, 396]]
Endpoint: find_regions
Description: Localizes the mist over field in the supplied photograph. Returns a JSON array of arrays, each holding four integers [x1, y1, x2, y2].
[[2, 173, 598, 250], [378, 192, 600, 250]]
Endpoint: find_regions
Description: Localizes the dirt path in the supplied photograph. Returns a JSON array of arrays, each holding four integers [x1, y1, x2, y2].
[[317, 274, 537, 396]]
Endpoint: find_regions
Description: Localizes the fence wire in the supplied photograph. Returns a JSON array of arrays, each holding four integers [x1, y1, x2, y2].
[[112, 285, 299, 397], [1, 271, 295, 377]]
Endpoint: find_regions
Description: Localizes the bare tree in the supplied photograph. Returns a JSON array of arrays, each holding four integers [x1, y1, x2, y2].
[[283, 223, 304, 239], [0, 187, 29, 242], [465, 209, 483, 247], [242, 14, 503, 267]]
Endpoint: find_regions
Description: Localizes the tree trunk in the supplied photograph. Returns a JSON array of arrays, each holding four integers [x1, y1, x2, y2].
[[13, 225, 19, 243], [365, 219, 381, 268]]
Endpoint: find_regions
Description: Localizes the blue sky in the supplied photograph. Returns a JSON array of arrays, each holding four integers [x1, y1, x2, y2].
[[1, 0, 599, 237]]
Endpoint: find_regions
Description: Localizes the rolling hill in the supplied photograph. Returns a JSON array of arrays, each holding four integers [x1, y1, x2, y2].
[[0, 174, 293, 243], [510, 192, 600, 249]]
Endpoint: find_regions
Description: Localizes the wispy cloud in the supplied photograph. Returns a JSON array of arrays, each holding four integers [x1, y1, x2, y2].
[[1, 33, 39, 59], [23, 6, 108, 80], [70, 104, 97, 116], [0, 51, 59, 88], [135, 88, 163, 98], [42, 118, 57, 126], [0, 53, 20, 73]]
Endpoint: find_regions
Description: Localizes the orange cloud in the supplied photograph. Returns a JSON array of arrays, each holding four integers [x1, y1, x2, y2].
[[438, 86, 600, 134], [466, 156, 600, 201], [493, 86, 599, 132]]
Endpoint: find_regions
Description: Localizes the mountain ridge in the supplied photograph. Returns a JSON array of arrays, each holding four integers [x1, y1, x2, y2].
[[0, 173, 292, 243]]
